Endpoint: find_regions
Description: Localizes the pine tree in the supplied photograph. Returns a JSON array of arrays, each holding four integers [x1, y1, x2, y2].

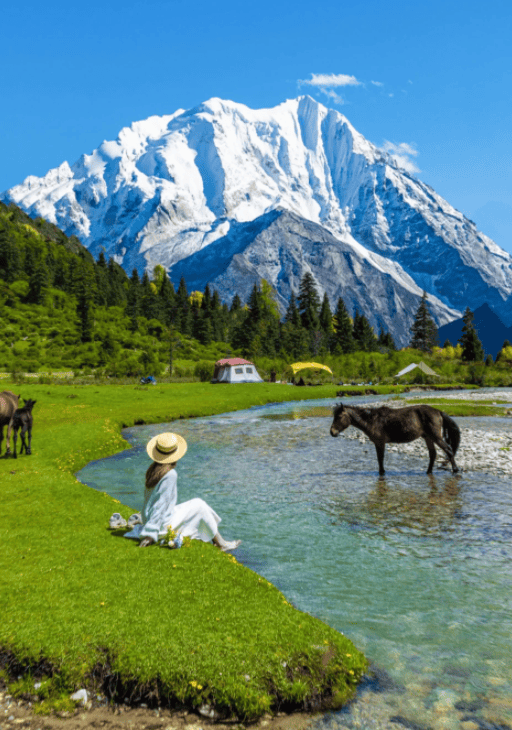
[[353, 309, 377, 352], [26, 249, 49, 305], [378, 327, 396, 351], [285, 292, 301, 327], [126, 269, 142, 332], [0, 227, 21, 282], [297, 272, 320, 330], [332, 297, 355, 353], [94, 251, 109, 307], [409, 291, 438, 352], [459, 307, 484, 361], [175, 277, 192, 335], [230, 293, 242, 311], [107, 257, 128, 307], [319, 293, 334, 337], [141, 270, 161, 320], [158, 271, 176, 326]]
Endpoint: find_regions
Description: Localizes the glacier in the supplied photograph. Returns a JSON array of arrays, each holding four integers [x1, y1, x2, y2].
[[3, 95, 512, 345]]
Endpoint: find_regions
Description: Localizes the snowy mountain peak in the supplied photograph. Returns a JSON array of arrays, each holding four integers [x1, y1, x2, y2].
[[3, 96, 512, 336]]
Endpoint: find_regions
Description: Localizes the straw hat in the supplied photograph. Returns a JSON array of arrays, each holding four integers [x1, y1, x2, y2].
[[146, 432, 187, 464]]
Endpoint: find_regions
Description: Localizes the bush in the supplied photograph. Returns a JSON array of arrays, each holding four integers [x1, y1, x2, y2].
[[194, 361, 215, 382]]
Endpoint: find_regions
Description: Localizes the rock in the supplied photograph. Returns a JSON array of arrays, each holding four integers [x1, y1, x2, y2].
[[70, 689, 88, 705], [198, 703, 219, 720]]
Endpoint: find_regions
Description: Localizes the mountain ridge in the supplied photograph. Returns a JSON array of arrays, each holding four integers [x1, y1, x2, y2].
[[3, 95, 512, 341]]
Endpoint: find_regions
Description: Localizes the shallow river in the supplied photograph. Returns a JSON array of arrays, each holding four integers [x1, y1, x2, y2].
[[77, 393, 512, 730]]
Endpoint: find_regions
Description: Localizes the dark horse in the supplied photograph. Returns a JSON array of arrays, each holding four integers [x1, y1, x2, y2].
[[0, 390, 20, 457], [330, 402, 460, 476], [12, 399, 36, 458]]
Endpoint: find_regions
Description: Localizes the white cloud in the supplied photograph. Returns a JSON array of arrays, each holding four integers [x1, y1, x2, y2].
[[371, 80, 384, 87], [381, 141, 420, 174], [318, 87, 344, 105], [298, 73, 361, 88]]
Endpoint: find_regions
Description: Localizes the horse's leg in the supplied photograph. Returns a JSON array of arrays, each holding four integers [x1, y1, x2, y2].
[[19, 424, 26, 455], [12, 426, 18, 459], [5, 420, 12, 455], [374, 441, 386, 476], [423, 436, 437, 474], [431, 434, 459, 473], [23, 422, 32, 456], [24, 422, 32, 455]]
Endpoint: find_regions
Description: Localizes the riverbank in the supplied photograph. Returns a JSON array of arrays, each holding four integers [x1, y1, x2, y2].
[[1, 382, 368, 724]]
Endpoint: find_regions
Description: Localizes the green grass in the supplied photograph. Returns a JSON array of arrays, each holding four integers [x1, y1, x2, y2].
[[1, 381, 367, 720], [400, 396, 512, 418]]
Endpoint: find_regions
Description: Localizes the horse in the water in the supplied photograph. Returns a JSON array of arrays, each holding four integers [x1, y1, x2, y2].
[[0, 390, 20, 457], [12, 398, 36, 458], [330, 402, 460, 476]]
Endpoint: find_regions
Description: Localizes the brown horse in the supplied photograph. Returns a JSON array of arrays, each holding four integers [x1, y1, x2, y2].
[[0, 390, 21, 457], [330, 402, 460, 476]]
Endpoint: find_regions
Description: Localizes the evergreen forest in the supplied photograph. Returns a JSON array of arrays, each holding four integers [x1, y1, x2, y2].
[[1, 201, 511, 386]]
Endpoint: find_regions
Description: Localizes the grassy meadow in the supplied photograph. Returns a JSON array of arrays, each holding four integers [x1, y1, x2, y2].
[[1, 380, 370, 720]]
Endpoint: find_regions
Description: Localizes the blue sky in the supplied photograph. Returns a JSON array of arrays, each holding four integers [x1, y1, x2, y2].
[[2, 0, 512, 251]]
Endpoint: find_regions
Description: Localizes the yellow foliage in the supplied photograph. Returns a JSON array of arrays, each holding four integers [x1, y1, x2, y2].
[[499, 346, 512, 362], [189, 291, 203, 305], [434, 344, 462, 360]]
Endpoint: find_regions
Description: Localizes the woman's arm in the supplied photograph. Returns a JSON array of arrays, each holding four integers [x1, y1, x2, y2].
[[139, 470, 178, 544]]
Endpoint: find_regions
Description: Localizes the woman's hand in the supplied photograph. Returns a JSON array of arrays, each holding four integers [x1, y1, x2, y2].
[[139, 537, 155, 548]]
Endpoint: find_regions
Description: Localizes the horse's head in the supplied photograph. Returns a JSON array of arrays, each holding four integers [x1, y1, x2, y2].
[[330, 403, 351, 437]]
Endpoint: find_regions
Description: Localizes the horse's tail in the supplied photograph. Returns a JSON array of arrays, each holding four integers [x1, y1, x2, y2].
[[442, 412, 460, 456]]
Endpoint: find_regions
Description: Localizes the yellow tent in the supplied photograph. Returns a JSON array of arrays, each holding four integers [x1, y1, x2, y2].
[[289, 362, 333, 376]]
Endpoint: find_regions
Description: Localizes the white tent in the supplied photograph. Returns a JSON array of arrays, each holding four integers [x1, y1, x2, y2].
[[211, 358, 264, 384], [394, 361, 439, 378]]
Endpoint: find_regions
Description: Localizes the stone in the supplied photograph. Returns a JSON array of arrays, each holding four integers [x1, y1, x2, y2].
[[70, 689, 88, 705]]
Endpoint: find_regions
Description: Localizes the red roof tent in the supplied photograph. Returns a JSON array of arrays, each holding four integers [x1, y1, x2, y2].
[[215, 358, 254, 366]]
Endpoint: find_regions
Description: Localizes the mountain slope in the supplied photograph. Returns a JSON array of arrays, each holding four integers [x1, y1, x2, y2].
[[3, 95, 512, 328], [170, 208, 459, 346]]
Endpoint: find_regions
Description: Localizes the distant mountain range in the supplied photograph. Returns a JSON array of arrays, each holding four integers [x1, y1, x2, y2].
[[3, 95, 512, 346]]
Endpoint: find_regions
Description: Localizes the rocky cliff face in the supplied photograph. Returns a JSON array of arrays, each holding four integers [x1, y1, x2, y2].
[[170, 209, 459, 346], [3, 95, 512, 340]]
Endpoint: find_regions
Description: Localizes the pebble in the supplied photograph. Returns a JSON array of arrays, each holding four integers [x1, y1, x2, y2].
[[70, 688, 88, 705]]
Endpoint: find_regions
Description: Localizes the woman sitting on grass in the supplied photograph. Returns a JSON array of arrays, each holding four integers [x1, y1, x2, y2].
[[123, 432, 241, 552]]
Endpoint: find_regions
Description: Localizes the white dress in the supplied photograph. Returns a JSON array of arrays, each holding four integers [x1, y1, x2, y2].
[[124, 469, 221, 543]]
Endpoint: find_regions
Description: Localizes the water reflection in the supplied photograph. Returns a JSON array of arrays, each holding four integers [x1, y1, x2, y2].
[[77, 395, 512, 728]]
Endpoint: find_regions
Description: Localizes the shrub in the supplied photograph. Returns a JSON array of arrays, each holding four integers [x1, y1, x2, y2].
[[194, 361, 215, 382]]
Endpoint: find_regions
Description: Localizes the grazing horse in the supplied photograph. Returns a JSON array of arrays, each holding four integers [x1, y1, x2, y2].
[[12, 399, 36, 458], [0, 390, 20, 457], [330, 402, 460, 476]]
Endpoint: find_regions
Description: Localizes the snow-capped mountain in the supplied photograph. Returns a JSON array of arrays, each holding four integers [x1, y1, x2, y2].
[[3, 95, 512, 340]]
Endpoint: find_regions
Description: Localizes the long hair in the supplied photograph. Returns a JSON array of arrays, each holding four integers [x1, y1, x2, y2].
[[145, 461, 174, 490]]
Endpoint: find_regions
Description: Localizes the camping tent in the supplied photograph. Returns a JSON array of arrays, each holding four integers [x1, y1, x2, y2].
[[289, 362, 333, 376], [211, 358, 264, 384], [393, 361, 439, 378]]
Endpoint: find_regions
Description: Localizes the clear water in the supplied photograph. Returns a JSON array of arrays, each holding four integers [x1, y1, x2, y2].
[[77, 393, 512, 728]]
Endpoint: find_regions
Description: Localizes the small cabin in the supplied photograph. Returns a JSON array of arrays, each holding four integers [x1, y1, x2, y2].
[[211, 358, 263, 384]]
